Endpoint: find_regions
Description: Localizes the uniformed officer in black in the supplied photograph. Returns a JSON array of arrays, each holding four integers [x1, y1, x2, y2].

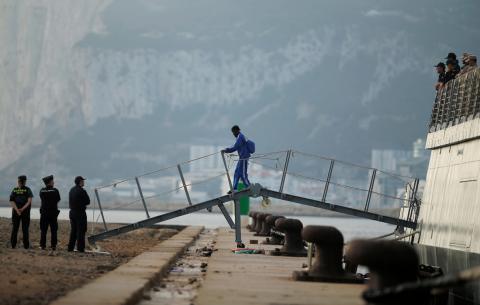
[[39, 175, 61, 251], [68, 176, 90, 252], [10, 175, 33, 249]]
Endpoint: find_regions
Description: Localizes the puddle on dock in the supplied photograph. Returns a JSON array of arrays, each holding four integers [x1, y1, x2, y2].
[[138, 229, 217, 305]]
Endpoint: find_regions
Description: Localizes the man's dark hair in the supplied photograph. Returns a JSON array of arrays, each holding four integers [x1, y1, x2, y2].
[[231, 125, 240, 132]]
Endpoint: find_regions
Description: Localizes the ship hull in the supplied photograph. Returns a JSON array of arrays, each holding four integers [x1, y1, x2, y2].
[[415, 243, 480, 304]]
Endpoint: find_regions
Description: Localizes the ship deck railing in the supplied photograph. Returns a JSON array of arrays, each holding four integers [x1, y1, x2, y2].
[[430, 67, 480, 132]]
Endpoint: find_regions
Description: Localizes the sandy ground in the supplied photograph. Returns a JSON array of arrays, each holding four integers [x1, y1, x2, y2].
[[0, 217, 180, 305]]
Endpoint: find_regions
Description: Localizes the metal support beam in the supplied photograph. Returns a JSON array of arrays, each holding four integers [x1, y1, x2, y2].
[[279, 150, 291, 193], [322, 160, 335, 202], [135, 177, 150, 218], [260, 189, 417, 229], [221, 152, 242, 244], [233, 198, 242, 243], [94, 189, 108, 232], [365, 169, 377, 211], [218, 203, 235, 229], [88, 189, 251, 244], [177, 164, 192, 206]]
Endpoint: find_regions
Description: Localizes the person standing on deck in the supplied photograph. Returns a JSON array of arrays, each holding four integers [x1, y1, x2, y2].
[[444, 59, 458, 83], [434, 62, 447, 90], [39, 175, 61, 252], [68, 176, 90, 252], [222, 125, 254, 191], [445, 52, 461, 74], [10, 175, 33, 249]]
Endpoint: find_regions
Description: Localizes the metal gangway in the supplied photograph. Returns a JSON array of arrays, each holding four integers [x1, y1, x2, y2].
[[87, 149, 420, 245]]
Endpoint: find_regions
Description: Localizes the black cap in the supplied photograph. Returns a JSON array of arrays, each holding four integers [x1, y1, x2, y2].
[[18, 175, 27, 182], [42, 175, 54, 185], [434, 62, 445, 68], [74, 176, 86, 185], [445, 52, 456, 60], [231, 125, 240, 132]]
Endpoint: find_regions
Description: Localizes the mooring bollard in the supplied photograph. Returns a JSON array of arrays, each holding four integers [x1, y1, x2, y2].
[[270, 218, 307, 257], [255, 213, 268, 234], [253, 212, 264, 233], [262, 215, 285, 245], [257, 213, 272, 236], [345, 239, 426, 304], [247, 211, 256, 231], [292, 225, 362, 283]]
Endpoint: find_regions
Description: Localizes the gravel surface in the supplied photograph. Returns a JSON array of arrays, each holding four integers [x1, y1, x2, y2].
[[0, 217, 179, 305]]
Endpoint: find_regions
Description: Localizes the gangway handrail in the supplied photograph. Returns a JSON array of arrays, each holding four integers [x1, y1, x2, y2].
[[292, 150, 418, 181], [88, 185, 417, 244], [89, 148, 421, 245]]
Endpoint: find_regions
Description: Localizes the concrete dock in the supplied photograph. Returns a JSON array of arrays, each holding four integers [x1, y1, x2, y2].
[[48, 226, 366, 305], [195, 227, 365, 305], [50, 226, 203, 305]]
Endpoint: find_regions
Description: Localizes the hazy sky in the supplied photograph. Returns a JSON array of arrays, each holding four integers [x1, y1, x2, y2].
[[1, 0, 479, 190]]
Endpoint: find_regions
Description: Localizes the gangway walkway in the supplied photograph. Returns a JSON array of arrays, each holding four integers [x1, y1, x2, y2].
[[87, 150, 420, 245]]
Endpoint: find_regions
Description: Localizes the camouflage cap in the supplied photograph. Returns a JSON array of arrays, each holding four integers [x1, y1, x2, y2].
[[462, 53, 472, 61]]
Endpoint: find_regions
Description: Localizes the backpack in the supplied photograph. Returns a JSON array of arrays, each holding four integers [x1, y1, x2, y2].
[[246, 139, 255, 154]]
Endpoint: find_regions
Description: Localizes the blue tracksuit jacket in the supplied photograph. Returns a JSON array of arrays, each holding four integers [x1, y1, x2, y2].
[[224, 132, 251, 189]]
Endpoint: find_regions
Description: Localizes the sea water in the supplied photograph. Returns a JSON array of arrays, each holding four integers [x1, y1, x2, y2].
[[0, 207, 394, 242]]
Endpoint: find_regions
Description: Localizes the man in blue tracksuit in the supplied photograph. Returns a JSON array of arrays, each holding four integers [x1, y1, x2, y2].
[[222, 125, 251, 190]]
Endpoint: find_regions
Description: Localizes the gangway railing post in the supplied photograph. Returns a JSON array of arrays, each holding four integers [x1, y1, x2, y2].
[[412, 178, 420, 224], [406, 178, 420, 223], [407, 181, 415, 220], [322, 160, 335, 202], [135, 177, 150, 218], [94, 189, 108, 232], [364, 169, 377, 211], [221, 152, 242, 245], [279, 150, 292, 193], [177, 164, 193, 206]]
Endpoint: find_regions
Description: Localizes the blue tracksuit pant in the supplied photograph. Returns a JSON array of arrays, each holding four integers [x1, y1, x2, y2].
[[233, 159, 250, 190]]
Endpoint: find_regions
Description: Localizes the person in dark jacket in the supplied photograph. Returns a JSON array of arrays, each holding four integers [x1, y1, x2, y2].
[[445, 52, 460, 74], [39, 175, 61, 251], [68, 176, 90, 252], [10, 175, 33, 249], [434, 62, 447, 90], [444, 59, 458, 84]]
